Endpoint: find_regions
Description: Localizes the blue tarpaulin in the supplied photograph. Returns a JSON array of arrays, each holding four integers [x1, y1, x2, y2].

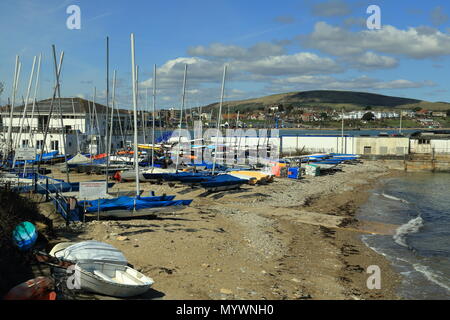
[[82, 197, 192, 213]]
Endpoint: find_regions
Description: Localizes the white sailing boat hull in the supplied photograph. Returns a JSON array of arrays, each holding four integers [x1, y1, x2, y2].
[[75, 262, 154, 298], [87, 205, 189, 218]]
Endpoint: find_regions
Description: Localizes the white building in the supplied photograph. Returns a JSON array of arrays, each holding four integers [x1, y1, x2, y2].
[[336, 110, 400, 120], [0, 97, 135, 155]]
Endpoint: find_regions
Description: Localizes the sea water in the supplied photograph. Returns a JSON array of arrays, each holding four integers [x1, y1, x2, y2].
[[358, 172, 450, 299]]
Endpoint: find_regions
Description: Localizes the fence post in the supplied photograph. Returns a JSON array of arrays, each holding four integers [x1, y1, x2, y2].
[[45, 178, 49, 202]]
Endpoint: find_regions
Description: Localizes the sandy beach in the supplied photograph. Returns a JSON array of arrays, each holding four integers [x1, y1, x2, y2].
[[31, 161, 403, 300]]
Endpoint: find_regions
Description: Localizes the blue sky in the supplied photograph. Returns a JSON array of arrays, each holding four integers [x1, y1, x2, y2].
[[1, 0, 450, 110]]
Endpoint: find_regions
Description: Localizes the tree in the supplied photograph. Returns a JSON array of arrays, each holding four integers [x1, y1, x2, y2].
[[362, 112, 375, 121], [364, 106, 373, 110], [446, 109, 450, 117], [320, 112, 328, 120]]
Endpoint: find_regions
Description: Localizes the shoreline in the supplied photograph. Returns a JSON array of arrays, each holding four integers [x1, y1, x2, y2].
[[34, 161, 405, 300]]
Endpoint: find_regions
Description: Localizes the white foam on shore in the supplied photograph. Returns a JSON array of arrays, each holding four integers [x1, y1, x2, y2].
[[380, 193, 409, 203], [412, 263, 450, 292], [393, 216, 424, 248]]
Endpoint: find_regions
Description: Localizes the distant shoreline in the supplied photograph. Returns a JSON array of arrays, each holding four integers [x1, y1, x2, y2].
[[159, 127, 449, 131]]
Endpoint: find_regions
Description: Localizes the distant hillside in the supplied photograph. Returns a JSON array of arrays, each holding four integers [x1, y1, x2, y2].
[[199, 90, 450, 113]]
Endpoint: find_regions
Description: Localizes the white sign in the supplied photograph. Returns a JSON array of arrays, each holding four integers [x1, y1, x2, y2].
[[79, 181, 107, 200], [16, 148, 36, 161]]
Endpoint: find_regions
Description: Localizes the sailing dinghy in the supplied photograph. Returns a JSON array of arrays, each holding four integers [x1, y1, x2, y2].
[[74, 262, 154, 297]]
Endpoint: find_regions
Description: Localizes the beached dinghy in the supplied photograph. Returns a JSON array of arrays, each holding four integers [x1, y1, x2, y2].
[[81, 196, 193, 218], [74, 262, 154, 297], [119, 167, 176, 182], [51, 241, 128, 265], [200, 174, 248, 192], [49, 241, 154, 297], [228, 170, 273, 184], [227, 173, 258, 185]]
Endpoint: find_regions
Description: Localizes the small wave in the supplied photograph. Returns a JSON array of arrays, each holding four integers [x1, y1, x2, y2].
[[380, 193, 409, 203], [413, 263, 450, 292], [393, 216, 424, 248]]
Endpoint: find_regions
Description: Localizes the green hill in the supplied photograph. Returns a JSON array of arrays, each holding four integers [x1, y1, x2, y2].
[[200, 90, 450, 113]]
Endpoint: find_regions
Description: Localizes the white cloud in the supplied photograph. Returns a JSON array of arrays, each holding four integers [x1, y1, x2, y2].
[[348, 52, 399, 70], [269, 75, 435, 91], [301, 22, 450, 59], [187, 42, 285, 59], [235, 52, 342, 76]]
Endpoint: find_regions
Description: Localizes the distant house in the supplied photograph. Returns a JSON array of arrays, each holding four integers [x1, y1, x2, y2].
[[301, 113, 315, 122], [337, 111, 365, 120], [416, 109, 431, 117], [249, 112, 265, 120], [200, 113, 211, 121], [432, 111, 447, 118], [222, 113, 238, 121]]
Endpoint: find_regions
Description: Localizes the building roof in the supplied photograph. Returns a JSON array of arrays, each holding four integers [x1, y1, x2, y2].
[[0, 97, 130, 115], [410, 130, 450, 139]]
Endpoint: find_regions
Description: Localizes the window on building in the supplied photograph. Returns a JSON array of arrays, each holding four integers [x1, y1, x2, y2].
[[379, 146, 388, 154], [21, 140, 29, 148], [418, 139, 430, 145], [396, 147, 405, 155], [36, 140, 44, 150], [51, 140, 59, 151], [363, 146, 372, 154]]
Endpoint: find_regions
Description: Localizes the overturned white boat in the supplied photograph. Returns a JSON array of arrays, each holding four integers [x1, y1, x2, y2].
[[119, 167, 176, 182], [49, 241, 154, 298], [75, 261, 154, 298]]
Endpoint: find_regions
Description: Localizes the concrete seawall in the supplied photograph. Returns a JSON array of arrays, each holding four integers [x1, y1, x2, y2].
[[366, 155, 450, 173]]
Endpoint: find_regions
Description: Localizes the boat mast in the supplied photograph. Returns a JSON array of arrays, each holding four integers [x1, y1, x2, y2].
[[108, 70, 117, 159], [130, 33, 140, 197], [151, 64, 156, 170], [341, 107, 344, 154], [105, 36, 110, 157], [114, 72, 125, 148], [92, 87, 102, 154], [105, 36, 111, 192], [6, 56, 20, 162], [28, 54, 42, 148], [12, 56, 36, 168], [212, 65, 227, 174], [52, 45, 70, 182], [71, 98, 80, 153], [175, 64, 188, 172], [87, 99, 93, 157], [106, 71, 116, 192], [37, 51, 63, 175]]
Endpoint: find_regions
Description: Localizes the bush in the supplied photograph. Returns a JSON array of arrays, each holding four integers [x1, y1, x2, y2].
[[0, 189, 53, 296]]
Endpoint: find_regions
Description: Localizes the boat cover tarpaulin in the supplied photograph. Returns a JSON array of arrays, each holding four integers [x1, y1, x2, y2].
[[9, 151, 60, 165], [200, 174, 247, 188], [53, 241, 128, 265], [80, 195, 175, 207], [67, 153, 91, 165], [82, 197, 192, 213]]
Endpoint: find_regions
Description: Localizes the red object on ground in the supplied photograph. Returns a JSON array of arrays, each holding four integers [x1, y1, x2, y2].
[[4, 277, 56, 300], [113, 171, 122, 182], [271, 165, 281, 177], [92, 153, 107, 160]]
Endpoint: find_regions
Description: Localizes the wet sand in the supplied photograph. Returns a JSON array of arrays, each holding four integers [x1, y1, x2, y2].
[[38, 161, 403, 300]]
